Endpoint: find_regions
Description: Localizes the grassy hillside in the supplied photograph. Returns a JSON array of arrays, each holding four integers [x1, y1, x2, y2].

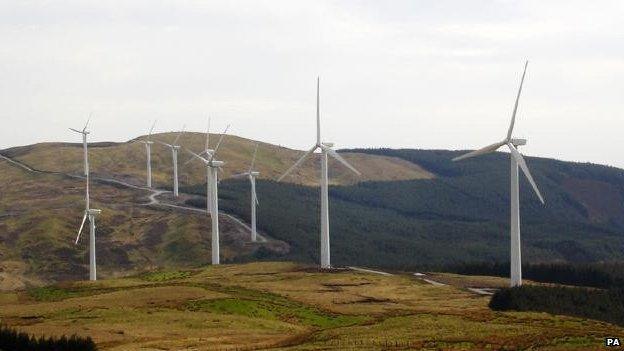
[[2, 133, 433, 188], [0, 262, 621, 350], [0, 159, 288, 289]]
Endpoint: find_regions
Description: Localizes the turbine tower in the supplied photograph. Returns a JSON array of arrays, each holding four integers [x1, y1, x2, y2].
[[141, 120, 157, 188], [453, 61, 545, 287], [277, 77, 361, 269], [155, 126, 185, 197], [70, 117, 102, 281], [186, 125, 229, 265], [69, 115, 91, 178], [232, 142, 261, 242]]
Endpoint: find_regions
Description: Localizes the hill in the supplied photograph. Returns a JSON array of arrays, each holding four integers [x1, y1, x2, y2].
[[183, 148, 624, 269], [2, 135, 624, 287], [0, 156, 289, 290], [1, 262, 621, 350], [1, 132, 433, 187]]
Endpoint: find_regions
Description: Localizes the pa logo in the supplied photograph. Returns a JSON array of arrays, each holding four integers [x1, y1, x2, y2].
[[605, 337, 621, 347]]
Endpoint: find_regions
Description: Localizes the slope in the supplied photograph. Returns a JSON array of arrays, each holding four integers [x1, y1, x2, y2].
[[182, 148, 624, 269], [2, 132, 434, 188], [0, 262, 620, 350], [0, 156, 288, 289]]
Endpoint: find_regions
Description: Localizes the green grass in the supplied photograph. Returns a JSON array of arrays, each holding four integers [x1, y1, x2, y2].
[[185, 297, 366, 328], [27, 286, 81, 302], [141, 270, 194, 282]]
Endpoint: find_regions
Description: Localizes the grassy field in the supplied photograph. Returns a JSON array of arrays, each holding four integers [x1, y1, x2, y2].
[[0, 262, 621, 350]]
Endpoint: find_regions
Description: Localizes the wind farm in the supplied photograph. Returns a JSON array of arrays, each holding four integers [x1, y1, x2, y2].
[[2, 103, 624, 348], [1, 1, 624, 349]]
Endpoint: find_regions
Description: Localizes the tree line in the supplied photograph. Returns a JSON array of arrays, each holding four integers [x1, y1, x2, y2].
[[0, 325, 96, 351], [441, 261, 624, 289], [490, 286, 624, 326]]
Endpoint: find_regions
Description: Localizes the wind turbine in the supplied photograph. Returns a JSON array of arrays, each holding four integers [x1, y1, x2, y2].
[[69, 115, 91, 177], [186, 125, 229, 265], [141, 120, 157, 188], [277, 77, 361, 269], [70, 117, 102, 281], [452, 61, 545, 287], [155, 126, 185, 197], [232, 143, 260, 242]]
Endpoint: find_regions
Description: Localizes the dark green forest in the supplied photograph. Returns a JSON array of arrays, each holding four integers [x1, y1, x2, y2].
[[183, 148, 624, 269], [442, 261, 624, 289], [0, 325, 96, 351], [490, 286, 624, 326]]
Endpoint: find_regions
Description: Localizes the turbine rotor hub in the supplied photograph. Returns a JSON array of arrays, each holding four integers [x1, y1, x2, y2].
[[510, 138, 527, 147]]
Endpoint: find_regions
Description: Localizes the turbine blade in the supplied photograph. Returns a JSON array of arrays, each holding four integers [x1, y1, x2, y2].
[[83, 114, 92, 132], [452, 141, 505, 161], [185, 149, 209, 164], [172, 125, 186, 146], [277, 145, 317, 182], [210, 124, 230, 160], [75, 212, 88, 244], [316, 76, 321, 145], [326, 148, 361, 176], [148, 120, 157, 137], [205, 117, 211, 151], [154, 139, 173, 148], [253, 186, 259, 206], [249, 142, 259, 172], [231, 172, 250, 179], [69, 128, 82, 134], [508, 143, 545, 204], [506, 60, 529, 141]]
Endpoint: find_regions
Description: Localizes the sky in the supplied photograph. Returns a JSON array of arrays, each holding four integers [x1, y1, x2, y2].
[[1, 1, 623, 167]]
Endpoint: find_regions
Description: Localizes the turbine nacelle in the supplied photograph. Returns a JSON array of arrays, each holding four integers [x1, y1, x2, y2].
[[510, 138, 526, 147], [250, 171, 260, 177], [209, 160, 224, 168], [69, 128, 90, 135]]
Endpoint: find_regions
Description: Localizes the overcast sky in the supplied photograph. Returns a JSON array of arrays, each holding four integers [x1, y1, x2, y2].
[[1, 1, 623, 167]]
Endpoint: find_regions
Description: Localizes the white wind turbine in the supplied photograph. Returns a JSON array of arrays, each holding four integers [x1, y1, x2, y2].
[[232, 143, 261, 242], [278, 77, 361, 269], [69, 115, 91, 178], [70, 117, 102, 281], [141, 120, 157, 188], [186, 125, 229, 265], [155, 126, 185, 197], [453, 61, 545, 287]]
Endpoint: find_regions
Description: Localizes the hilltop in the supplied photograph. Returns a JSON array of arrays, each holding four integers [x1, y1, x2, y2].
[[2, 132, 433, 187], [1, 261, 621, 350]]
